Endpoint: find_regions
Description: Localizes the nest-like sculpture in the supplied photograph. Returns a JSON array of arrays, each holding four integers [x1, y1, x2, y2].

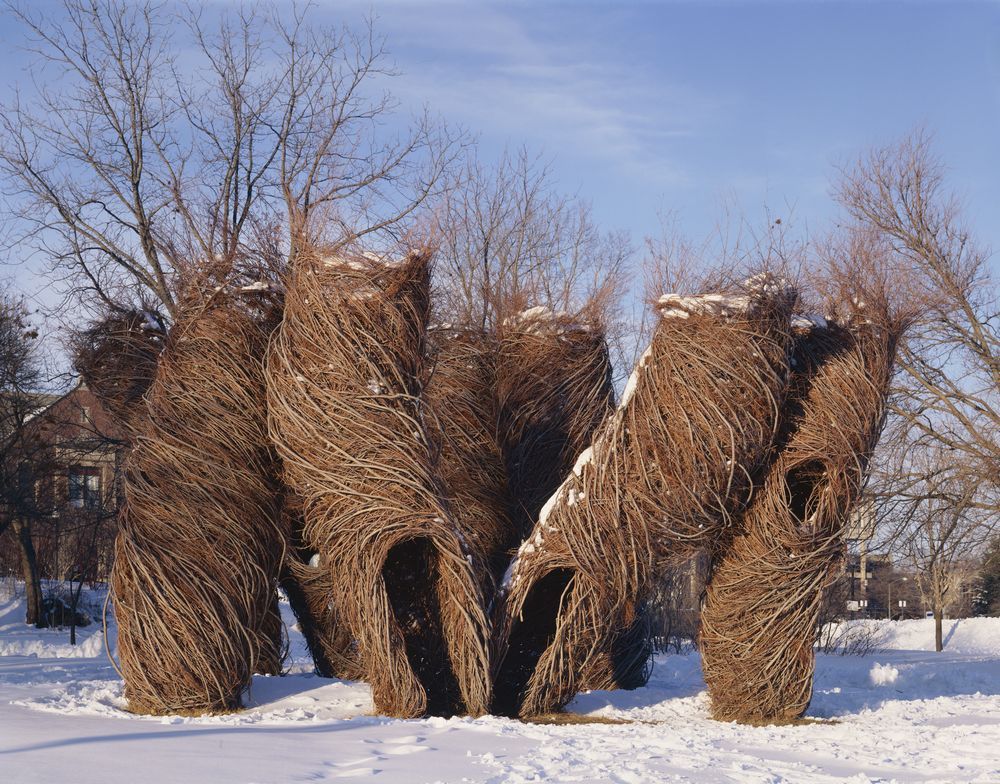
[[423, 327, 516, 591], [111, 294, 285, 715], [266, 250, 491, 718], [493, 281, 796, 718], [494, 310, 615, 543], [73, 308, 166, 431], [699, 306, 900, 724]]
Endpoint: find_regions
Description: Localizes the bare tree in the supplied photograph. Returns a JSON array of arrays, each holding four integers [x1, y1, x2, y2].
[[835, 131, 1000, 520], [1, 0, 459, 318], [831, 131, 1000, 651], [901, 454, 989, 650], [0, 293, 47, 625], [641, 203, 811, 366], [644, 203, 808, 299], [432, 147, 630, 333], [973, 533, 1000, 616], [647, 554, 707, 654]]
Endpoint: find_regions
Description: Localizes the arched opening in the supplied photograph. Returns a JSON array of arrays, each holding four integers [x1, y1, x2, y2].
[[493, 568, 575, 717], [784, 460, 827, 527], [382, 537, 462, 716]]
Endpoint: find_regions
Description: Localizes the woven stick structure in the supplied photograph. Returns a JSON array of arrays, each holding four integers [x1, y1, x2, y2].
[[277, 494, 363, 679], [423, 327, 516, 591], [493, 280, 796, 718], [111, 294, 285, 715], [495, 311, 615, 544], [266, 250, 491, 718], [73, 308, 166, 431], [699, 309, 899, 724]]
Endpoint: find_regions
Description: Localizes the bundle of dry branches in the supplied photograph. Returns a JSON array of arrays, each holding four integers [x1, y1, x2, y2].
[[111, 293, 285, 715], [266, 250, 491, 718], [699, 307, 901, 724], [494, 310, 615, 543], [493, 280, 796, 718], [72, 308, 166, 431]]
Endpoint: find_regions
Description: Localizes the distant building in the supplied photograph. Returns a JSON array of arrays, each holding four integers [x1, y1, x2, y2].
[[840, 499, 920, 619], [844, 499, 878, 617], [0, 382, 125, 581]]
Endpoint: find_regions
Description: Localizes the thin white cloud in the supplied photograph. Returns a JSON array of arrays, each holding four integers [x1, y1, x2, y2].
[[366, 3, 720, 187]]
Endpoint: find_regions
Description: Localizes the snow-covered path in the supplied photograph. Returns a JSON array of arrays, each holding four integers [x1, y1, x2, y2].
[[1, 589, 998, 783]]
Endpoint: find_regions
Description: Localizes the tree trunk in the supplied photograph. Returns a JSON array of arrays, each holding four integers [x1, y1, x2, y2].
[[934, 606, 943, 652], [12, 518, 43, 627], [69, 579, 83, 646]]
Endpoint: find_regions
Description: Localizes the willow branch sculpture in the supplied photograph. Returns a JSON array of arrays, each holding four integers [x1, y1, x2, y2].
[[277, 493, 363, 680], [73, 308, 166, 433], [495, 310, 615, 545], [265, 250, 491, 718], [699, 304, 901, 724], [111, 293, 285, 715], [423, 327, 516, 593], [493, 278, 797, 718], [97, 248, 900, 727]]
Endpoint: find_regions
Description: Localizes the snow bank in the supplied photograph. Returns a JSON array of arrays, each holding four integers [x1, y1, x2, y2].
[[0, 628, 107, 659], [826, 617, 1000, 656], [881, 616, 1000, 655], [0, 589, 113, 659]]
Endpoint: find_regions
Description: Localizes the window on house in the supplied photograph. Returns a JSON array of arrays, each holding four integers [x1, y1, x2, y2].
[[67, 466, 101, 509]]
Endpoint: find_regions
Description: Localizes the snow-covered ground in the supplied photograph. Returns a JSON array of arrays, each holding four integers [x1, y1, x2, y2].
[[1, 583, 998, 784]]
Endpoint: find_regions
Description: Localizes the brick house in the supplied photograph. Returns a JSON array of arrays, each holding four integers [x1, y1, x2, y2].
[[0, 382, 124, 583]]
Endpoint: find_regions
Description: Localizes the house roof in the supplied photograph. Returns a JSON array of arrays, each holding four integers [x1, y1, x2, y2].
[[0, 382, 81, 439]]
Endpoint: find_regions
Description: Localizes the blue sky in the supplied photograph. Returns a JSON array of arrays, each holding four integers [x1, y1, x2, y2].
[[1, 0, 998, 323], [331, 0, 1000, 256]]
